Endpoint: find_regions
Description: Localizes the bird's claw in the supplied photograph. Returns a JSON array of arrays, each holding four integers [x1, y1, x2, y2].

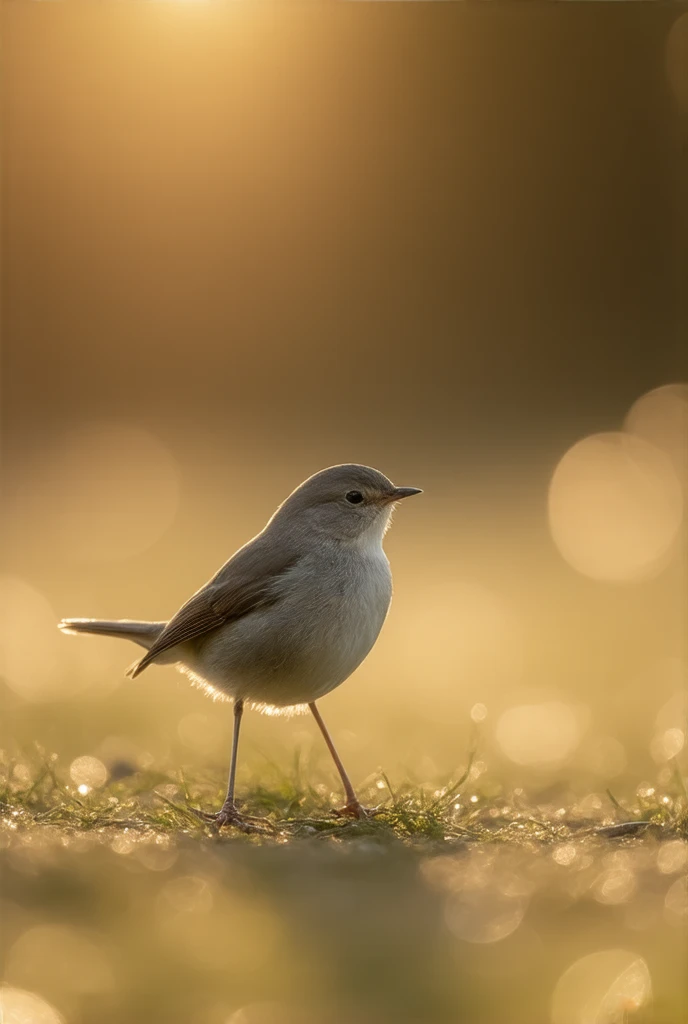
[[334, 801, 379, 820], [189, 808, 219, 823], [188, 804, 272, 834]]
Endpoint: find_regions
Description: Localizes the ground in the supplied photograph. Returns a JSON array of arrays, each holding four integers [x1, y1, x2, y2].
[[1, 758, 686, 1024]]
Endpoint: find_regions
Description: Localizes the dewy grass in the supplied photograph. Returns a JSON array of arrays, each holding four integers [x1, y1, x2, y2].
[[1, 751, 686, 846]]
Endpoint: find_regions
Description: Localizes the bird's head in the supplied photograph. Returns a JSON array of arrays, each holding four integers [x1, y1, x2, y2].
[[271, 464, 422, 546]]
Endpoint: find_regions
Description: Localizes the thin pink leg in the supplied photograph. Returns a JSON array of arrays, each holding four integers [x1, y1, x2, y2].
[[309, 701, 365, 818]]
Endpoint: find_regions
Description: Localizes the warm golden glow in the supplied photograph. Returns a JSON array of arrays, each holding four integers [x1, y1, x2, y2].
[[5, 927, 114, 997], [0, 987, 65, 1024], [69, 755, 108, 789], [420, 851, 528, 944], [1, 6, 685, 1023], [552, 844, 577, 866], [656, 840, 688, 875], [624, 383, 688, 484], [445, 888, 527, 944], [0, 577, 81, 702], [651, 683, 687, 763], [551, 950, 652, 1024], [227, 1006, 290, 1024], [0, 576, 114, 702], [496, 703, 581, 767], [548, 432, 683, 581], [664, 877, 688, 927], [13, 422, 180, 563], [470, 702, 488, 723], [583, 735, 627, 779], [393, 580, 523, 704], [134, 835, 179, 872], [159, 874, 215, 915], [593, 853, 637, 906], [177, 711, 229, 755]]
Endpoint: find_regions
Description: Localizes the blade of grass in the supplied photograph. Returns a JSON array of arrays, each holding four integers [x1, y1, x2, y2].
[[606, 787, 632, 818], [428, 749, 475, 812]]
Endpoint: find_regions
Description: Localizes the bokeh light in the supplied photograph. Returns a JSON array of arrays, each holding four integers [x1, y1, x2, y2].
[[495, 702, 581, 767], [420, 851, 528, 944], [552, 844, 577, 867], [548, 431, 683, 581], [159, 874, 215, 915], [664, 877, 688, 928], [5, 926, 114, 996], [624, 383, 688, 485], [0, 576, 89, 702], [651, 685, 687, 763], [0, 987, 65, 1024], [134, 835, 178, 872], [651, 727, 685, 763], [592, 853, 637, 906], [69, 755, 108, 790], [551, 950, 652, 1024], [445, 888, 527, 944], [656, 840, 688, 875]]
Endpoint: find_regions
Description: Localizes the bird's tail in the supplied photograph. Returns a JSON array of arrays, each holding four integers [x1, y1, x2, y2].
[[58, 618, 165, 651]]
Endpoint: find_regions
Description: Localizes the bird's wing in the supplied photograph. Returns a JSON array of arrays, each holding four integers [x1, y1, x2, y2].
[[127, 534, 300, 678]]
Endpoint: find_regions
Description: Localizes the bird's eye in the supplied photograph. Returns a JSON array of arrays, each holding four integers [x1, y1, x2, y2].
[[345, 490, 364, 504]]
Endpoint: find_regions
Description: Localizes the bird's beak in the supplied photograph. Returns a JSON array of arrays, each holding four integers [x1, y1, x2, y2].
[[388, 486, 423, 501]]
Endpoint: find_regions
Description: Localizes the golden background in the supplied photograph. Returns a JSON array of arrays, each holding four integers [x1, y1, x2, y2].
[[3, 2, 685, 790], [1, 6, 687, 1023]]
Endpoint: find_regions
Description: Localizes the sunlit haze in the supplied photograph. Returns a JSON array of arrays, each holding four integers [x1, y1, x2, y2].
[[2, 3, 686, 1023]]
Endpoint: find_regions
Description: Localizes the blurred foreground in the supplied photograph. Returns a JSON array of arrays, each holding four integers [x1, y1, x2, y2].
[[1, 758, 687, 1024]]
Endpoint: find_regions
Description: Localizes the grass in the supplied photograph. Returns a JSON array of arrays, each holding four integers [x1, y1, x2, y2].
[[2, 750, 686, 846], [3, 751, 686, 1024], [2, 751, 686, 1024]]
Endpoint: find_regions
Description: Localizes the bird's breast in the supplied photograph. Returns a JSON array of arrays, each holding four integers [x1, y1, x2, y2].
[[277, 547, 392, 673], [190, 547, 392, 706]]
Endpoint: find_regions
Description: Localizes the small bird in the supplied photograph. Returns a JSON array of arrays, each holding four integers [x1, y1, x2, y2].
[[59, 464, 421, 827]]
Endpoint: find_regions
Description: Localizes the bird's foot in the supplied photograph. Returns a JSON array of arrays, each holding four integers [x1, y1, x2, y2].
[[189, 803, 272, 834], [334, 800, 379, 821]]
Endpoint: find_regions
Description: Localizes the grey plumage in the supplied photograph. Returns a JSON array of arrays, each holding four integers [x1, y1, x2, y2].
[[59, 464, 419, 712], [58, 619, 164, 649], [59, 464, 421, 822]]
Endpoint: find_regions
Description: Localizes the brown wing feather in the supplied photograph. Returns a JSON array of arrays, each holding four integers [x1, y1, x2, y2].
[[127, 533, 299, 678]]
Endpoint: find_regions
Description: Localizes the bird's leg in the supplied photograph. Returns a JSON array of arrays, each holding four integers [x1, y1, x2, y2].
[[192, 698, 267, 831], [309, 701, 368, 819], [215, 697, 244, 824]]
